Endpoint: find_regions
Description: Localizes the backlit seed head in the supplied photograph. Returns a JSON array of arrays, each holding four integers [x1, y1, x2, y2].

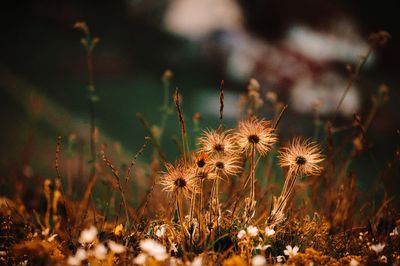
[[278, 138, 324, 176]]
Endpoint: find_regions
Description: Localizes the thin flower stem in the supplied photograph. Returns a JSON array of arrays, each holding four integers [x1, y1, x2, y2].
[[270, 166, 300, 223], [198, 179, 204, 233], [176, 191, 187, 251], [249, 144, 256, 213]]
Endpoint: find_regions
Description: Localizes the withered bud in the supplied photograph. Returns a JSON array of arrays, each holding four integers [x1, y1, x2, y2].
[[248, 78, 260, 91], [73, 21, 88, 33], [92, 37, 100, 46], [162, 69, 173, 81], [192, 112, 201, 122]]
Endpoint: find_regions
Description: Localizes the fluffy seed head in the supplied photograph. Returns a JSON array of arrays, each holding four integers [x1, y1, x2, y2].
[[236, 118, 277, 156], [278, 138, 324, 176], [208, 154, 242, 178], [159, 161, 198, 198], [198, 129, 237, 155]]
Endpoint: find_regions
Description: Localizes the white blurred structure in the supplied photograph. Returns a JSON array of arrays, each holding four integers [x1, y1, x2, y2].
[[164, 1, 371, 116], [164, 0, 243, 40]]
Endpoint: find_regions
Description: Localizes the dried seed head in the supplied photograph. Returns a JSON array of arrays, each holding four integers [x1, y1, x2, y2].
[[278, 138, 324, 176], [159, 160, 197, 198], [198, 129, 237, 156], [236, 118, 277, 156]]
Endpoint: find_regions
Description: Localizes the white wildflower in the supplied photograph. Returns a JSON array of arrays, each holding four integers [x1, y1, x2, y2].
[[252, 255, 266, 266], [284, 245, 299, 257], [108, 240, 126, 254], [155, 224, 167, 238], [265, 226, 275, 237], [67, 248, 87, 266], [79, 225, 98, 244], [237, 230, 246, 239], [349, 258, 359, 266], [94, 243, 107, 260], [67, 256, 82, 266], [75, 249, 87, 261], [191, 256, 202, 266], [247, 225, 259, 237], [47, 234, 58, 242], [140, 239, 168, 261], [370, 243, 385, 254], [255, 244, 271, 251], [133, 253, 147, 264]]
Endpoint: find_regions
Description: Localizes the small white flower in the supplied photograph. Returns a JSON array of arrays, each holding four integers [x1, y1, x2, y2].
[[191, 256, 202, 266], [94, 243, 107, 260], [247, 225, 259, 237], [237, 230, 246, 239], [155, 224, 166, 238], [47, 234, 58, 242], [133, 253, 147, 264], [390, 227, 398, 237], [140, 239, 168, 261], [75, 249, 87, 261], [67, 256, 82, 266], [284, 245, 299, 257], [349, 258, 359, 266], [255, 244, 271, 251], [67, 248, 87, 265], [265, 226, 275, 237], [108, 240, 126, 254], [170, 243, 178, 253], [252, 255, 266, 266], [370, 243, 385, 254], [276, 255, 285, 263], [379, 255, 387, 263], [79, 225, 98, 244]]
